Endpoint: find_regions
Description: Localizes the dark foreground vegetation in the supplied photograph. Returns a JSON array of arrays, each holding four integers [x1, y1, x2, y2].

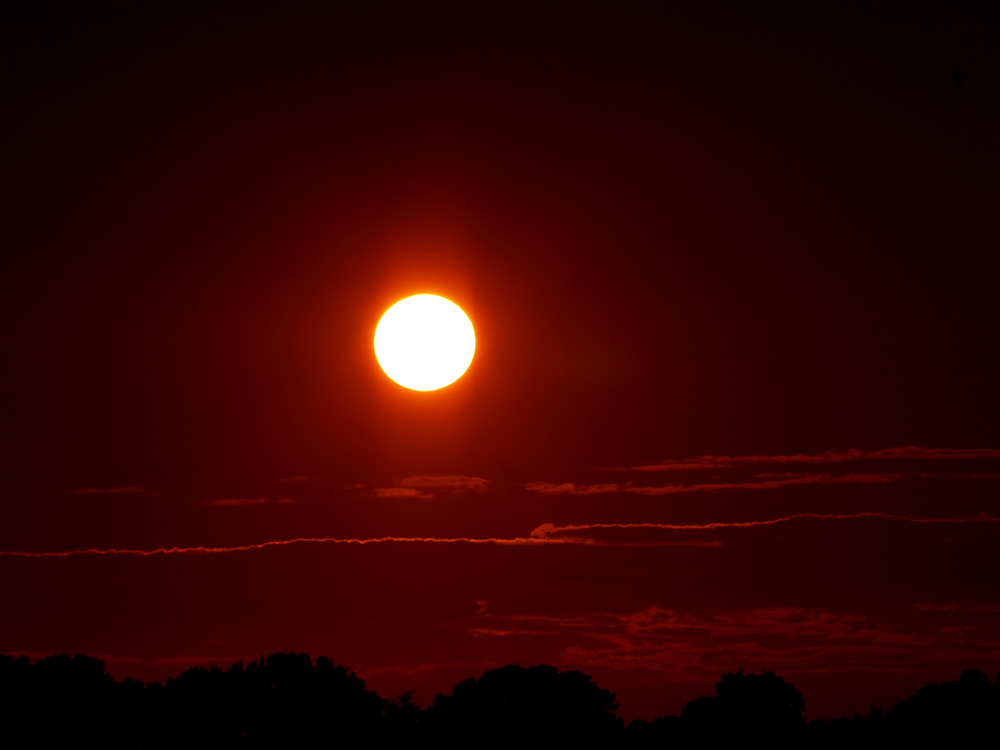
[[2, 652, 998, 748]]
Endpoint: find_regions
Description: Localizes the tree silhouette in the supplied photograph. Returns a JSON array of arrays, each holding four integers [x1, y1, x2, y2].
[[420, 664, 624, 749], [805, 705, 887, 749], [686, 669, 804, 729], [156, 652, 387, 748], [0, 653, 120, 747], [3, 652, 1000, 748], [0, 651, 403, 748], [886, 669, 999, 744], [628, 669, 806, 748]]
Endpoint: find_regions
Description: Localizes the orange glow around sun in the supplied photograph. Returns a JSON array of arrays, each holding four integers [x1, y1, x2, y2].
[[374, 295, 476, 391]]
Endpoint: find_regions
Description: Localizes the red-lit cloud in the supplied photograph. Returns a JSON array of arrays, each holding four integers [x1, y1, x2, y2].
[[203, 498, 269, 506], [0, 535, 542, 557], [469, 604, 1000, 681], [525, 482, 621, 495], [615, 446, 1000, 472], [2, 512, 997, 558], [398, 476, 490, 493], [369, 488, 434, 499], [527, 473, 906, 496], [366, 476, 491, 499], [528, 512, 1000, 541], [623, 473, 905, 495], [867, 447, 1000, 461]]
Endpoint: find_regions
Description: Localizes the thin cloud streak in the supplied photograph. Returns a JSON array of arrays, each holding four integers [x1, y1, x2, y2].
[[528, 512, 1000, 539], [367, 476, 491, 499], [369, 488, 433, 499], [526, 482, 621, 495], [203, 498, 269, 506], [399, 476, 490, 493], [614, 446, 1000, 472], [0, 537, 721, 558], [623, 473, 905, 495], [527, 473, 906, 496], [1, 512, 997, 558], [868, 447, 1000, 460], [0, 536, 548, 558], [484, 605, 1000, 682]]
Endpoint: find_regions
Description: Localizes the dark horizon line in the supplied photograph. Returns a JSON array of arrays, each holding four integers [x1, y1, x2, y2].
[[4, 649, 998, 724]]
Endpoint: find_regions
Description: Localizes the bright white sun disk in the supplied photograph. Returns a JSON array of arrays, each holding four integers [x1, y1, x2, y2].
[[374, 295, 476, 391]]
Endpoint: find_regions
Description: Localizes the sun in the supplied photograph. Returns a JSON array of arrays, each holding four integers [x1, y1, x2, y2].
[[374, 294, 476, 391]]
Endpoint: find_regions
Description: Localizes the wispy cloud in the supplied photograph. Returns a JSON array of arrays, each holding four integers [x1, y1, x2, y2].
[[399, 476, 490, 493], [528, 512, 1000, 541], [470, 605, 1000, 680], [470, 627, 560, 637], [2, 512, 996, 558], [370, 488, 433, 499], [526, 483, 620, 495], [613, 446, 1000, 472], [913, 602, 1000, 614], [868, 447, 1000, 461], [203, 498, 269, 507], [0, 535, 544, 557], [623, 473, 905, 495], [367, 476, 490, 499], [527, 473, 906, 496]]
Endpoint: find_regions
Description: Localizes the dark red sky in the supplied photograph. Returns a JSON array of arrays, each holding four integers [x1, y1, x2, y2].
[[2, 2, 1000, 720]]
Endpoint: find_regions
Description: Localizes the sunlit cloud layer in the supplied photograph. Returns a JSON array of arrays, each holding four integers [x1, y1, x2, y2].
[[398, 476, 490, 493], [527, 473, 909, 496], [470, 604, 1000, 680], [612, 446, 1000, 472], [2, 512, 997, 558]]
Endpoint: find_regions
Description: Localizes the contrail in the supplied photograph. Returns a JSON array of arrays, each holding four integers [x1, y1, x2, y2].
[[0, 536, 548, 558], [527, 473, 907, 496], [1, 512, 997, 558], [0, 536, 722, 558], [530, 512, 1000, 538], [611, 446, 1000, 473]]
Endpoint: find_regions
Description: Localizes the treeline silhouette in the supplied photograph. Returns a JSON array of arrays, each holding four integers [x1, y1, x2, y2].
[[2, 652, 998, 748]]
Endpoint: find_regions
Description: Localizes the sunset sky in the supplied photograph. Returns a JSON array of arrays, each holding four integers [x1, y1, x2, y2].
[[2, 3, 999, 721]]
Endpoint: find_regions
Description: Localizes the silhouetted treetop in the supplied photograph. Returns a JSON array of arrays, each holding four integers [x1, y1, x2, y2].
[[3, 653, 1000, 749], [0, 654, 125, 747], [422, 664, 624, 749], [160, 652, 386, 748], [885, 668, 999, 743], [628, 669, 806, 748], [680, 669, 805, 731]]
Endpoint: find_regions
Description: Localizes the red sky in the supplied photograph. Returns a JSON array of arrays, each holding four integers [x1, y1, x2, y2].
[[2, 3, 999, 721]]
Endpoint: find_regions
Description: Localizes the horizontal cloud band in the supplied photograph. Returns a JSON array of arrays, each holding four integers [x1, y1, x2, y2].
[[613, 446, 1000, 472], [528, 512, 1000, 539], [527, 473, 909, 495], [1, 513, 997, 558]]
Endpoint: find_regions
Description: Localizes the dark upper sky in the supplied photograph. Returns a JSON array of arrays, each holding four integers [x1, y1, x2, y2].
[[2, 2, 999, 720]]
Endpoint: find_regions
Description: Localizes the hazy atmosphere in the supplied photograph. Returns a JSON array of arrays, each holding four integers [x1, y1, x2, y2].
[[2, 2, 999, 724]]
